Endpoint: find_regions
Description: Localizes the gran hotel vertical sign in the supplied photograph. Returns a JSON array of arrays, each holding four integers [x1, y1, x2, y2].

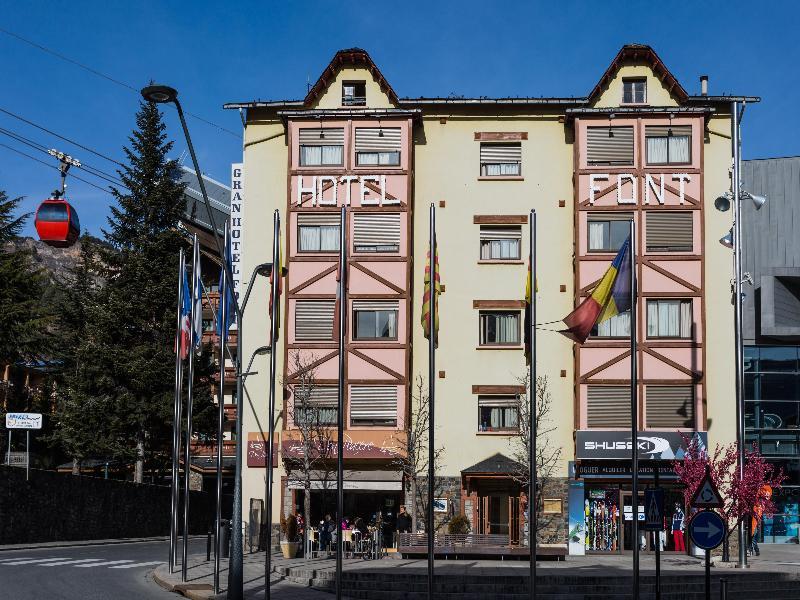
[[230, 163, 244, 300]]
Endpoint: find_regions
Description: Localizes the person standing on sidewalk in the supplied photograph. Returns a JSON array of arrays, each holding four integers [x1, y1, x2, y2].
[[671, 503, 685, 552], [395, 505, 412, 549]]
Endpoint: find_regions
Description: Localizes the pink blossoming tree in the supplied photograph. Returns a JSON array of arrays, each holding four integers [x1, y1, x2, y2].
[[673, 436, 785, 561]]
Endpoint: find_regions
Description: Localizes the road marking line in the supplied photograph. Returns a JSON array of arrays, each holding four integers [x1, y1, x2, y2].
[[38, 559, 109, 566], [108, 561, 163, 569], [73, 560, 135, 568], [0, 558, 71, 565]]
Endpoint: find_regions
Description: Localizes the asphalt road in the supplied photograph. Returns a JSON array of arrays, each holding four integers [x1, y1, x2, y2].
[[0, 538, 206, 600]]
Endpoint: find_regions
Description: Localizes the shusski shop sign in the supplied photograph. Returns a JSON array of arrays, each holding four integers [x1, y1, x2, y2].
[[295, 174, 399, 207], [576, 430, 708, 460]]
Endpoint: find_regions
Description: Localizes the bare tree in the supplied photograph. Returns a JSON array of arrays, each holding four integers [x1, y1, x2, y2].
[[391, 375, 446, 532], [508, 374, 563, 541], [283, 352, 336, 537]]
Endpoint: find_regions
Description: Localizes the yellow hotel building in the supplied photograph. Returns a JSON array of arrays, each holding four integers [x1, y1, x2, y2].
[[225, 44, 752, 555]]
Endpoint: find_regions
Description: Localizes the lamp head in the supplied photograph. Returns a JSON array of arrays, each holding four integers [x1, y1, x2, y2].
[[254, 345, 271, 356], [141, 84, 178, 104], [714, 193, 731, 212], [749, 193, 767, 211], [719, 229, 734, 249], [256, 262, 273, 277]]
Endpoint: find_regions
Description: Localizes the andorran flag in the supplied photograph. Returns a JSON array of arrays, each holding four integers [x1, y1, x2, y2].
[[560, 237, 632, 344], [269, 232, 283, 341], [421, 242, 441, 345]]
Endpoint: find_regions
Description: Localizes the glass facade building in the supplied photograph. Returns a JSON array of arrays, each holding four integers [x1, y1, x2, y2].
[[745, 345, 800, 543]]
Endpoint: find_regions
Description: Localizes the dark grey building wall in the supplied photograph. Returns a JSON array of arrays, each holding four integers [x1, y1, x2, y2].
[[741, 156, 800, 343]]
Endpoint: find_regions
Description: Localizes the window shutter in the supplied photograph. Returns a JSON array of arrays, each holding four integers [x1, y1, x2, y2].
[[587, 212, 633, 222], [295, 386, 338, 408], [646, 212, 693, 252], [298, 128, 344, 145], [355, 128, 401, 152], [478, 395, 517, 407], [479, 226, 522, 241], [295, 300, 335, 340], [586, 126, 634, 165], [646, 385, 694, 428], [480, 143, 522, 164], [352, 300, 400, 311], [297, 213, 341, 226], [587, 386, 631, 428], [353, 213, 401, 249], [645, 125, 692, 138], [350, 386, 397, 421]]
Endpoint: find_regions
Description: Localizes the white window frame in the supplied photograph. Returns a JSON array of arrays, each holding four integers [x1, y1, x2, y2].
[[622, 78, 647, 104], [479, 226, 522, 261], [646, 299, 693, 339], [478, 396, 520, 432]]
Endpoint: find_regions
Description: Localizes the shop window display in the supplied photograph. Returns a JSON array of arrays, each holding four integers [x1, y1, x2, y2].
[[585, 488, 619, 551]]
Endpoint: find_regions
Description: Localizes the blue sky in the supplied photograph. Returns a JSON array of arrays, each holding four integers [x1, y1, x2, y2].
[[2, 1, 798, 237]]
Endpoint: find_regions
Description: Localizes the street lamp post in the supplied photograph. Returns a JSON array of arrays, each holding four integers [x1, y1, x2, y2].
[[140, 84, 248, 596]]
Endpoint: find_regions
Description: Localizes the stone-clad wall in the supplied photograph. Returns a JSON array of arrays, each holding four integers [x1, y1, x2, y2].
[[0, 466, 213, 544]]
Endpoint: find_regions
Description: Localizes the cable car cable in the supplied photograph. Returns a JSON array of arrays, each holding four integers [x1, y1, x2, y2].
[[0, 27, 240, 139], [0, 129, 126, 188], [0, 107, 125, 167], [0, 141, 111, 194]]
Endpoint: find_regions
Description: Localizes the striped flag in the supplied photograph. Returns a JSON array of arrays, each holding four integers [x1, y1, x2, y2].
[[421, 241, 441, 344], [560, 236, 631, 344], [178, 267, 191, 359], [524, 260, 532, 365], [191, 237, 202, 349]]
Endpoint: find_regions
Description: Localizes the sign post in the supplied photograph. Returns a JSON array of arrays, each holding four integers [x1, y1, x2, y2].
[[5, 413, 43, 481], [688, 510, 725, 600], [643, 476, 664, 600]]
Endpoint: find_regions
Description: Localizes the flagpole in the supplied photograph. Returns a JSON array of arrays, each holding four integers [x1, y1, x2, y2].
[[181, 236, 199, 582], [427, 203, 436, 600], [214, 226, 229, 594], [529, 210, 537, 600], [170, 248, 185, 574], [265, 210, 280, 600], [630, 221, 639, 600], [335, 205, 347, 600]]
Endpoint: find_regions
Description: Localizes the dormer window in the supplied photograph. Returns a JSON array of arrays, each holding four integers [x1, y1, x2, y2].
[[622, 78, 646, 104], [342, 81, 366, 106]]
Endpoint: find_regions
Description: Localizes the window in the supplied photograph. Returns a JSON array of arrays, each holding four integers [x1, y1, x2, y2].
[[353, 301, 398, 340], [293, 386, 337, 425], [588, 213, 631, 252], [479, 143, 521, 176], [646, 299, 692, 338], [587, 386, 631, 428], [294, 300, 335, 341], [297, 213, 340, 252], [353, 212, 400, 252], [350, 386, 397, 426], [592, 311, 631, 338], [646, 385, 695, 428], [623, 79, 646, 104], [298, 128, 344, 166], [480, 226, 521, 260], [355, 128, 401, 166], [586, 126, 634, 166], [479, 311, 520, 346], [342, 81, 366, 106], [478, 396, 519, 432], [646, 126, 691, 165], [646, 212, 693, 252]]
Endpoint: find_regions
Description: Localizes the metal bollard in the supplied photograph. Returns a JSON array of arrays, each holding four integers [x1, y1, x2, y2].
[[719, 578, 727, 600], [206, 527, 212, 561]]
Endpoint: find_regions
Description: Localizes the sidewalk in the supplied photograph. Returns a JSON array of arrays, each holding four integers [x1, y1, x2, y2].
[[151, 545, 800, 600]]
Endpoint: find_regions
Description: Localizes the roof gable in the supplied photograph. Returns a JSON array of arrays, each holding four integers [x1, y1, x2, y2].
[[304, 48, 399, 108], [588, 44, 688, 105], [462, 452, 522, 474]]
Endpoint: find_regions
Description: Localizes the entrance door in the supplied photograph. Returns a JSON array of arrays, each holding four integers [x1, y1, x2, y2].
[[621, 492, 652, 553], [479, 494, 510, 535]]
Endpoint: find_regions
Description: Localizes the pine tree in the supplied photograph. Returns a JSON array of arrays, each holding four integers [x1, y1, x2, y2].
[[0, 191, 52, 367], [92, 100, 189, 482]]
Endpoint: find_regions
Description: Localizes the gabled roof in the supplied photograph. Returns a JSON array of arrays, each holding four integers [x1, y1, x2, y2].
[[303, 48, 399, 107], [588, 44, 688, 104], [462, 452, 522, 475]]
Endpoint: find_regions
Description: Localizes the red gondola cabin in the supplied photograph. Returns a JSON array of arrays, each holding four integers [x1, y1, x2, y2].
[[34, 198, 80, 247]]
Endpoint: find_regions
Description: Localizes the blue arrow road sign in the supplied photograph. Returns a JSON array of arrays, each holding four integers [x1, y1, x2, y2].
[[643, 488, 664, 531], [688, 510, 725, 550]]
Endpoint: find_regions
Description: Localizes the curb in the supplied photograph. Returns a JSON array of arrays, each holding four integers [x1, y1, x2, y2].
[[152, 567, 216, 600]]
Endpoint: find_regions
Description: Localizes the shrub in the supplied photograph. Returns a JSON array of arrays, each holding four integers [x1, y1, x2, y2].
[[447, 514, 470, 534]]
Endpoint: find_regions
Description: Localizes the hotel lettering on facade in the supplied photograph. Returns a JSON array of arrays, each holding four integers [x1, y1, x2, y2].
[[226, 45, 750, 554]]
